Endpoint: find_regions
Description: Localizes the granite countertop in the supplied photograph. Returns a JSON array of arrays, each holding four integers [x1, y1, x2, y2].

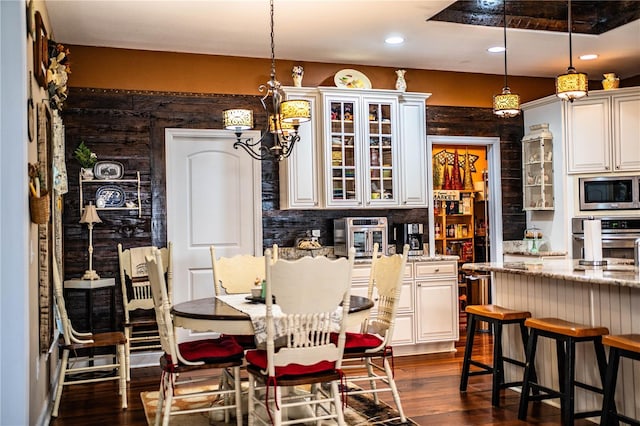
[[277, 246, 458, 263], [502, 250, 568, 257], [462, 258, 640, 288]]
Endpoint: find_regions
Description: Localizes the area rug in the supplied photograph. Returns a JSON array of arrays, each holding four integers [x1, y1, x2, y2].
[[141, 383, 417, 425]]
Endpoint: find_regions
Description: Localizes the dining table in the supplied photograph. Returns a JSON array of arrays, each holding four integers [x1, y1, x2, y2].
[[171, 295, 374, 335]]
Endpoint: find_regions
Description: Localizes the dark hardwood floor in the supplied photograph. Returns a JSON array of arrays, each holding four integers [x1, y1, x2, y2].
[[50, 319, 596, 425]]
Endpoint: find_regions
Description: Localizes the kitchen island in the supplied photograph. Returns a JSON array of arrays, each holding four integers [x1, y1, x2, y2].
[[462, 259, 639, 421]]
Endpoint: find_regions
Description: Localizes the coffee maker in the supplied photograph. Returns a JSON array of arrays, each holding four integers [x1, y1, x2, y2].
[[393, 223, 424, 256]]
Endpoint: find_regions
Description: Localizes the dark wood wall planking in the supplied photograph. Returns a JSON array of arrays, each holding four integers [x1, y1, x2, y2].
[[62, 87, 524, 331]]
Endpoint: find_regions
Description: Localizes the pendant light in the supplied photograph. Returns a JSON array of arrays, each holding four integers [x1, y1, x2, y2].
[[493, 0, 520, 118], [223, 0, 311, 161], [556, 0, 588, 101]]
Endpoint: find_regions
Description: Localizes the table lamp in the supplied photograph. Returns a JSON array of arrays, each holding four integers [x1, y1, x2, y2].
[[80, 203, 102, 280]]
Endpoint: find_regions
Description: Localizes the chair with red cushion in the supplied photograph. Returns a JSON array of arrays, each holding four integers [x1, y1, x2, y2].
[[337, 243, 409, 423], [210, 244, 278, 349], [245, 247, 355, 426], [146, 249, 244, 426]]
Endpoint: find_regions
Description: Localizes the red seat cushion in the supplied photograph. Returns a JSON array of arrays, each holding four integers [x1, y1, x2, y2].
[[330, 332, 383, 351], [245, 350, 335, 377], [177, 335, 244, 363], [223, 334, 256, 350]]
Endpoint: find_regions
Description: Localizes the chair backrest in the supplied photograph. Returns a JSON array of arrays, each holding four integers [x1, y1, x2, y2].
[[210, 244, 278, 296], [366, 243, 409, 346], [263, 247, 355, 375], [118, 243, 172, 320], [145, 249, 181, 364]]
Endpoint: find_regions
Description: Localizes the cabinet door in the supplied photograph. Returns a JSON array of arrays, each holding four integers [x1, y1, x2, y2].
[[363, 97, 398, 207], [415, 278, 458, 342], [613, 94, 640, 171], [567, 97, 611, 173], [398, 96, 428, 207], [324, 96, 363, 208], [279, 88, 321, 208], [392, 313, 415, 345]]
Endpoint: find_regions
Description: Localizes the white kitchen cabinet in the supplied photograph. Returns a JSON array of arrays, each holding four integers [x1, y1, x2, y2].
[[414, 261, 459, 344], [279, 87, 322, 209], [567, 88, 640, 174], [322, 89, 400, 208], [349, 259, 458, 351], [279, 87, 430, 209], [398, 93, 429, 207], [522, 123, 554, 210]]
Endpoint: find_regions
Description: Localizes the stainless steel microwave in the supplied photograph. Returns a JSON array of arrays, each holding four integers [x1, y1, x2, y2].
[[333, 217, 388, 258], [579, 176, 640, 210]]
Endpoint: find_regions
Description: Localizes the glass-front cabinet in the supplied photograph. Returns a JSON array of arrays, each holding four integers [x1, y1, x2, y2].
[[279, 86, 430, 209], [522, 123, 554, 210], [323, 92, 399, 208]]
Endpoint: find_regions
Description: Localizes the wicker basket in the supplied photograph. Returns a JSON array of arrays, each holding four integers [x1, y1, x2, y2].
[[29, 190, 50, 224]]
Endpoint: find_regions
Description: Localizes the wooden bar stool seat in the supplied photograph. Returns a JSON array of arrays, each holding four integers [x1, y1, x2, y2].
[[460, 304, 535, 407], [518, 317, 609, 426], [601, 334, 640, 426]]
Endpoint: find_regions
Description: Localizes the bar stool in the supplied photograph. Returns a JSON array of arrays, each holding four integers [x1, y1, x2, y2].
[[460, 304, 534, 407], [601, 334, 640, 426], [518, 318, 609, 426]]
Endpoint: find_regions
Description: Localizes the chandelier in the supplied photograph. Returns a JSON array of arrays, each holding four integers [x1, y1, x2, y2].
[[493, 0, 520, 118], [223, 0, 310, 161], [556, 0, 588, 102]]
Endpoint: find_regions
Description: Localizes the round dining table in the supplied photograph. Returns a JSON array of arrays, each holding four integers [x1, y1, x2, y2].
[[171, 295, 374, 335]]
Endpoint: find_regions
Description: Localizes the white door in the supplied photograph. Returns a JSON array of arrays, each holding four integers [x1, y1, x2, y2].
[[165, 129, 262, 336]]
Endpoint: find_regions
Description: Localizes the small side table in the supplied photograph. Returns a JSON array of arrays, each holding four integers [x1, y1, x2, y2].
[[64, 277, 116, 332]]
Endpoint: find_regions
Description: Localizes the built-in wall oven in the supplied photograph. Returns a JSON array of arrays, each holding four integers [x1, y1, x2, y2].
[[572, 217, 640, 259]]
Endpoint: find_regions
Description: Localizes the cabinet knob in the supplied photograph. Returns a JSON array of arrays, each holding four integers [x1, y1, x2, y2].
[[605, 165, 610, 170], [434, 268, 440, 272], [615, 165, 620, 169]]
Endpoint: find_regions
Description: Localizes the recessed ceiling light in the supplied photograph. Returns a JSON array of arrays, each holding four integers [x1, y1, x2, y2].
[[488, 46, 506, 53], [385, 35, 404, 45], [579, 54, 599, 60]]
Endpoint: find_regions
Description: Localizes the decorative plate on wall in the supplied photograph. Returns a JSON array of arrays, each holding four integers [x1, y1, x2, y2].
[[94, 161, 124, 179], [334, 69, 372, 89], [95, 186, 125, 208]]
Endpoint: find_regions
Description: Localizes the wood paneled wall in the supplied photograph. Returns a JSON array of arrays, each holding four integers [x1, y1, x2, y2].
[[61, 87, 524, 330]]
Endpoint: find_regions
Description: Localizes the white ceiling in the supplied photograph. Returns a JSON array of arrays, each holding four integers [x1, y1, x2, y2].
[[46, 0, 640, 79]]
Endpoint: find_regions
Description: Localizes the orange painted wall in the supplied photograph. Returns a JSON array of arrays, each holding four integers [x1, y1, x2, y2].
[[67, 45, 556, 107]]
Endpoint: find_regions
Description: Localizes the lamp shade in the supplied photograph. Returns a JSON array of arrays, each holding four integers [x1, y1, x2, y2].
[[223, 109, 254, 130], [280, 100, 311, 124], [269, 114, 295, 135], [493, 88, 521, 118], [556, 68, 588, 101], [80, 204, 102, 224]]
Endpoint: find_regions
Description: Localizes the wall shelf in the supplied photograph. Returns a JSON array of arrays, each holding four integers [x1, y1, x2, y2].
[[79, 170, 141, 217]]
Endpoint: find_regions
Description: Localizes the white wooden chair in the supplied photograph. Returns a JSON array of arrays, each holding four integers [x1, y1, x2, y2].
[[339, 243, 410, 423], [245, 247, 355, 426], [210, 244, 277, 349], [51, 260, 127, 417], [117, 243, 172, 381], [210, 244, 278, 295], [146, 248, 244, 426]]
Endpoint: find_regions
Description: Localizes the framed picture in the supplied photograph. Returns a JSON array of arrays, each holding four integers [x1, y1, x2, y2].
[[34, 11, 48, 89]]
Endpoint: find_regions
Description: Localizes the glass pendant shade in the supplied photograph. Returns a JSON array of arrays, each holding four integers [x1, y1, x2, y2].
[[280, 100, 311, 124], [492, 0, 520, 118], [556, 0, 588, 102], [223, 109, 253, 130], [556, 67, 588, 101], [493, 87, 521, 118]]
